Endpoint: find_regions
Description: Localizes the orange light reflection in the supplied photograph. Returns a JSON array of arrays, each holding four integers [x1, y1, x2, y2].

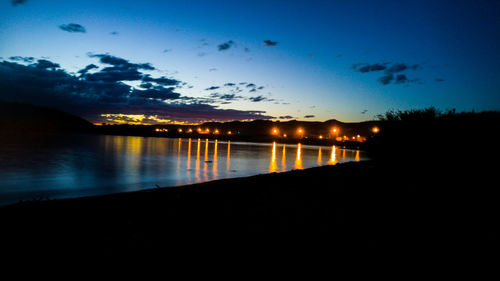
[[269, 142, 278, 172], [295, 143, 303, 169]]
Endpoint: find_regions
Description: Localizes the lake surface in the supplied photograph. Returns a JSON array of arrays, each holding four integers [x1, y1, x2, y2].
[[0, 134, 368, 205]]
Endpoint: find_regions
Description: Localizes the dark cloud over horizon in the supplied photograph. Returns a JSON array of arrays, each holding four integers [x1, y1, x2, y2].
[[0, 56, 274, 123], [59, 23, 86, 33]]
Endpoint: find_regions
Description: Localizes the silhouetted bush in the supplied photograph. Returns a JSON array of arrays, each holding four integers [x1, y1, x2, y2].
[[366, 107, 500, 167]]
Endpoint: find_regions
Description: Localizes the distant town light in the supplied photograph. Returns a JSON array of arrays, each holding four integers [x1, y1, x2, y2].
[[214, 129, 219, 134], [372, 127, 380, 133], [228, 131, 232, 135], [283, 134, 287, 138], [319, 135, 323, 139], [272, 128, 279, 135], [178, 128, 183, 133], [188, 128, 192, 133]]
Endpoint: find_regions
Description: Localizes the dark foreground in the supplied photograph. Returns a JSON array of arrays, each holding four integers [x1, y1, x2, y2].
[[0, 159, 497, 260]]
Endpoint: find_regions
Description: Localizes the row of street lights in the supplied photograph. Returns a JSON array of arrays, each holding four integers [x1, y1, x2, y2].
[[270, 126, 380, 140], [156, 126, 380, 140]]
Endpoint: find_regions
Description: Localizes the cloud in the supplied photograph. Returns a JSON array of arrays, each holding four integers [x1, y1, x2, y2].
[[386, 63, 419, 74], [209, 93, 243, 103], [9, 56, 35, 63], [218, 40, 234, 51], [0, 57, 274, 123], [205, 86, 220, 91], [249, 95, 272, 102], [303, 115, 315, 118], [142, 75, 180, 87], [224, 83, 235, 87], [110, 31, 119, 35], [89, 53, 154, 70], [353, 61, 423, 85], [279, 115, 293, 119], [394, 74, 422, 85], [77, 64, 99, 75], [394, 74, 409, 84], [387, 63, 407, 73], [83, 54, 156, 83], [59, 23, 86, 33], [130, 87, 181, 100], [435, 78, 445, 82], [263, 40, 278, 47], [377, 74, 394, 85], [33, 59, 60, 69], [355, 63, 387, 73], [12, 0, 27, 6]]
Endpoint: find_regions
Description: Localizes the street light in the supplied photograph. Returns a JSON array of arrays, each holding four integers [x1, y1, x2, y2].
[[297, 128, 304, 138]]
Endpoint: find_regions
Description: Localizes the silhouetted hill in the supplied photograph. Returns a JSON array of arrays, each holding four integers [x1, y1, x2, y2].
[[0, 101, 92, 134]]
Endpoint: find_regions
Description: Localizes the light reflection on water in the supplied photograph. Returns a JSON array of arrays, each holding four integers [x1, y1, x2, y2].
[[0, 134, 369, 205]]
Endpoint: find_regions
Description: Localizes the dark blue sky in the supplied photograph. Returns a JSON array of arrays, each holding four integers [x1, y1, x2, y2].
[[1, 0, 499, 123]]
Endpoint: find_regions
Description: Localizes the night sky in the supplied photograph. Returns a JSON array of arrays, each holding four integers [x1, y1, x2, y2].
[[1, 0, 499, 124]]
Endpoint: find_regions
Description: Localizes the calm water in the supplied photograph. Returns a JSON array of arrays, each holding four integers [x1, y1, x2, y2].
[[0, 134, 368, 205]]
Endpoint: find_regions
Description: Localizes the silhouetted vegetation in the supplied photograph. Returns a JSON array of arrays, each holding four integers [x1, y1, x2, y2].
[[365, 107, 500, 165]]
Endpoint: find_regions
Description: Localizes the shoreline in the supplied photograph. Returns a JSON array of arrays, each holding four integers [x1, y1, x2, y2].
[[1, 159, 497, 256], [2, 160, 368, 208]]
